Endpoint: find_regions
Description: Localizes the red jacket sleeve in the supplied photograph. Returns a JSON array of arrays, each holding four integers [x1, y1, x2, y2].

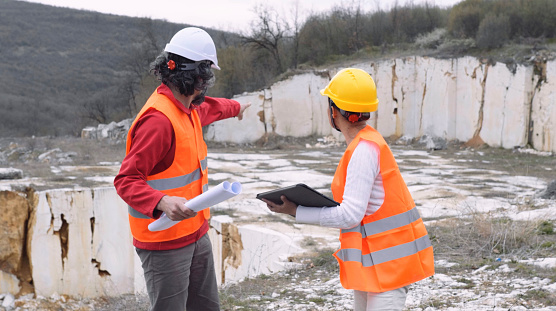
[[113, 110, 174, 219], [196, 96, 240, 126]]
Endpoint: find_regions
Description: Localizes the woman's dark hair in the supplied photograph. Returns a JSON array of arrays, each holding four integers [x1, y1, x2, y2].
[[329, 98, 370, 123], [150, 52, 215, 100]]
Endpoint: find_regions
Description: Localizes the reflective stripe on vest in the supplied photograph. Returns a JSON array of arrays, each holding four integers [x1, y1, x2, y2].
[[336, 235, 432, 267], [341, 207, 421, 238], [145, 158, 207, 191], [128, 178, 209, 220], [129, 206, 149, 219]]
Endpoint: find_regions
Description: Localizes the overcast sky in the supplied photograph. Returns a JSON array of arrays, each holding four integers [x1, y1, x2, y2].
[[23, 0, 462, 32]]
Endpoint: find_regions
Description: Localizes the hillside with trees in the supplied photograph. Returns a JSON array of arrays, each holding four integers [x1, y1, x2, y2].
[[0, 0, 244, 136], [1, 0, 555, 137]]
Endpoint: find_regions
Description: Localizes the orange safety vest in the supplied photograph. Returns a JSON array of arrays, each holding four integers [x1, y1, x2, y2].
[[331, 125, 434, 292], [125, 90, 210, 243]]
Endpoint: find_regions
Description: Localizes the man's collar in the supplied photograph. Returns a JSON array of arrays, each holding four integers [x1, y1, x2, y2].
[[157, 84, 194, 114]]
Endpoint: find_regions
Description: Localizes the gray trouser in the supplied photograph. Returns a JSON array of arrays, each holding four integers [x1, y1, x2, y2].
[[136, 233, 220, 311]]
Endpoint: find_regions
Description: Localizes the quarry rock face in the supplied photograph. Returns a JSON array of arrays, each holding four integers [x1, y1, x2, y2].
[[82, 56, 555, 153], [205, 56, 556, 153], [0, 186, 304, 298]]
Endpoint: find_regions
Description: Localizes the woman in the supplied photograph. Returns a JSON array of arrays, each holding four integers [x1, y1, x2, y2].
[[262, 68, 434, 311]]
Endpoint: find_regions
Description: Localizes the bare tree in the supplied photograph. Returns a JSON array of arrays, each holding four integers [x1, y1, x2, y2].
[[120, 75, 138, 117], [347, 0, 364, 51], [242, 4, 289, 73], [120, 18, 161, 116], [82, 91, 112, 124], [289, 0, 302, 69]]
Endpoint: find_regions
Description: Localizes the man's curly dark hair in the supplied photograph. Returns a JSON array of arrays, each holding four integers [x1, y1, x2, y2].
[[150, 52, 215, 105]]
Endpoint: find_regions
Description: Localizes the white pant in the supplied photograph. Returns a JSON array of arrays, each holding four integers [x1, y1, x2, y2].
[[353, 286, 408, 311]]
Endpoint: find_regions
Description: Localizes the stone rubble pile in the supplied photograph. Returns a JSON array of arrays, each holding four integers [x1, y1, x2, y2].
[[0, 142, 77, 166], [540, 180, 556, 200], [81, 119, 133, 143], [0, 168, 22, 180]]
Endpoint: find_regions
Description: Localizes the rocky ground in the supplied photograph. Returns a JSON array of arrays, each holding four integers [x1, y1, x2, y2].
[[0, 135, 555, 310]]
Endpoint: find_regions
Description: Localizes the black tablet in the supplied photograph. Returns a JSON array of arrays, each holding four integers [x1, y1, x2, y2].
[[256, 183, 339, 207]]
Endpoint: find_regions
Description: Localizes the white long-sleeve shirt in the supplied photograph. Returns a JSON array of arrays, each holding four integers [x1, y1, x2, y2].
[[296, 140, 385, 229]]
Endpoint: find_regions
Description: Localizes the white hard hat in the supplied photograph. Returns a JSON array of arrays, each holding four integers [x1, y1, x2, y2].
[[164, 27, 220, 70]]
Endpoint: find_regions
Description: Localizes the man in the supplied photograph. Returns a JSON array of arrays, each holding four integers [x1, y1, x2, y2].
[[114, 27, 249, 311]]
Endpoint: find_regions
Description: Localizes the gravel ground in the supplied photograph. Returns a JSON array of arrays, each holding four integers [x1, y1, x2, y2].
[[1, 136, 555, 310]]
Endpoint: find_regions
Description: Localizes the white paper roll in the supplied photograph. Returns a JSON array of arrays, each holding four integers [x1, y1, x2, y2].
[[148, 181, 242, 232]]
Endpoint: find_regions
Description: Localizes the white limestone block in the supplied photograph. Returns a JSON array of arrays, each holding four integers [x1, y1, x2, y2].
[[204, 92, 266, 143], [454, 57, 486, 142], [209, 215, 234, 287], [91, 187, 135, 296], [271, 73, 331, 137], [30, 190, 68, 297], [531, 61, 556, 152], [1, 293, 14, 308], [396, 57, 422, 138], [0, 271, 20, 295], [419, 57, 458, 139], [222, 224, 304, 284], [30, 188, 138, 298], [481, 63, 531, 148], [373, 60, 399, 137], [500, 65, 532, 149]]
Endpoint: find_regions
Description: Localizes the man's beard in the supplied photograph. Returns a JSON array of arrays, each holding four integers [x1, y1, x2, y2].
[[191, 88, 207, 106]]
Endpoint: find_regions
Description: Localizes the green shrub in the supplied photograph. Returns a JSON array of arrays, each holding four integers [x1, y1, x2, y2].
[[537, 221, 554, 235], [448, 0, 483, 38], [476, 13, 510, 50], [415, 28, 448, 49], [437, 38, 476, 54]]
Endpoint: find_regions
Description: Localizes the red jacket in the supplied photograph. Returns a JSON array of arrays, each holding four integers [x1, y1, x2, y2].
[[114, 84, 240, 250]]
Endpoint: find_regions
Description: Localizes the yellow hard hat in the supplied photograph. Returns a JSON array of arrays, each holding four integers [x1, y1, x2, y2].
[[320, 68, 378, 112]]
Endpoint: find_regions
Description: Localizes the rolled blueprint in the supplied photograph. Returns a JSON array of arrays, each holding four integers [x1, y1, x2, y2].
[[148, 181, 242, 232]]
